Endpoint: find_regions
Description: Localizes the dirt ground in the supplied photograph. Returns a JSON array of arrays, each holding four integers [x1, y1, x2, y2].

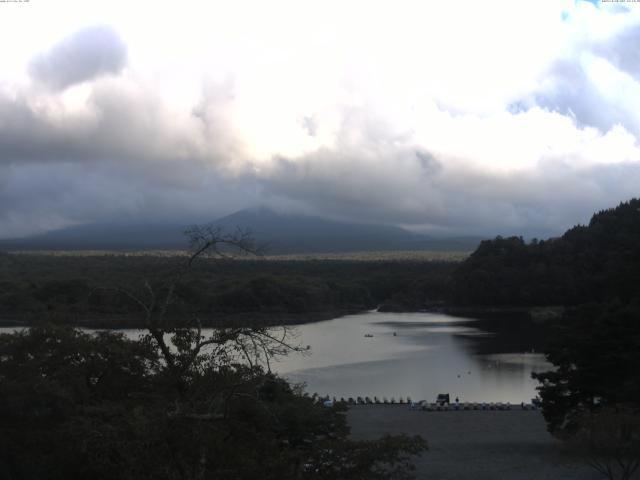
[[347, 405, 604, 480]]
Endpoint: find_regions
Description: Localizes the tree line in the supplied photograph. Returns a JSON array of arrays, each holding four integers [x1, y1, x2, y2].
[[0, 253, 453, 327], [450, 199, 640, 307]]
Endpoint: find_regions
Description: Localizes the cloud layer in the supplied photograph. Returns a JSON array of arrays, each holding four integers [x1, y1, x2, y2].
[[1, 1, 640, 240], [28, 25, 127, 91]]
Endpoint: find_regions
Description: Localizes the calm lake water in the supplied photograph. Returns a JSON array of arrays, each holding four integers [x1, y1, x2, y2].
[[273, 311, 549, 403], [0, 311, 549, 403]]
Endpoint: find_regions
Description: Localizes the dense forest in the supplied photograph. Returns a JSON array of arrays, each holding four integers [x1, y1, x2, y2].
[[0, 254, 453, 327], [450, 198, 640, 307]]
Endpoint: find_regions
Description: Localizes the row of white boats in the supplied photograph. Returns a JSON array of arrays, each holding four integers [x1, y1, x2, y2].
[[318, 395, 540, 411]]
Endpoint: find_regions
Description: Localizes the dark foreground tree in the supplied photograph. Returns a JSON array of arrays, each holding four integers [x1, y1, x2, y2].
[[567, 406, 640, 480], [533, 302, 640, 434], [0, 327, 426, 480], [0, 226, 426, 479], [533, 302, 640, 479]]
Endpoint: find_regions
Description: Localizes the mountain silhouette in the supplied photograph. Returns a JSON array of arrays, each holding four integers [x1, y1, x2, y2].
[[0, 207, 481, 253]]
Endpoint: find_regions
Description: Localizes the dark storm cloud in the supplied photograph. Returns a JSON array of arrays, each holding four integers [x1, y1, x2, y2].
[[2, 13, 640, 241], [0, 161, 261, 238], [0, 80, 215, 172], [29, 25, 127, 90], [257, 145, 640, 238], [0, 75, 253, 238], [2, 69, 638, 240]]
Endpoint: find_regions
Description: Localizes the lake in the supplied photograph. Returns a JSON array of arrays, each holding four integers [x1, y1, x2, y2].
[[273, 311, 549, 404], [0, 311, 550, 403]]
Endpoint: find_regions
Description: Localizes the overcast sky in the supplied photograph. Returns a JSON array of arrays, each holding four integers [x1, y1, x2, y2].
[[1, 0, 639, 239]]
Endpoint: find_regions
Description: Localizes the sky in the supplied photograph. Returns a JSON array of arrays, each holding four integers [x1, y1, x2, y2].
[[1, 0, 639, 239]]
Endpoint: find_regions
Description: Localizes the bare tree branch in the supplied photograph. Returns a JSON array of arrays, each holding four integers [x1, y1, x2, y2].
[[114, 224, 301, 385]]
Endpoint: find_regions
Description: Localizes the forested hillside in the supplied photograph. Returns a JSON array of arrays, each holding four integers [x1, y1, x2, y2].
[[450, 198, 640, 306]]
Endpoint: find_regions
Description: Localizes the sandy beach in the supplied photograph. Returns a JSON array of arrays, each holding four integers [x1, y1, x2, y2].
[[347, 405, 604, 480]]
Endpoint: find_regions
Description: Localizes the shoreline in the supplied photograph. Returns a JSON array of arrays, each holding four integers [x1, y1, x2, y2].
[[0, 305, 564, 330], [0, 309, 364, 329]]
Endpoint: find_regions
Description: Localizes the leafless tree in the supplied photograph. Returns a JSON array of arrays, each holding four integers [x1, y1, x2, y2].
[[115, 224, 303, 380], [97, 225, 313, 478]]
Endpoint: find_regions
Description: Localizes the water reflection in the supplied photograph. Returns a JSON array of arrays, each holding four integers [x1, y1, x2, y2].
[[0, 311, 551, 403], [275, 311, 550, 403]]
